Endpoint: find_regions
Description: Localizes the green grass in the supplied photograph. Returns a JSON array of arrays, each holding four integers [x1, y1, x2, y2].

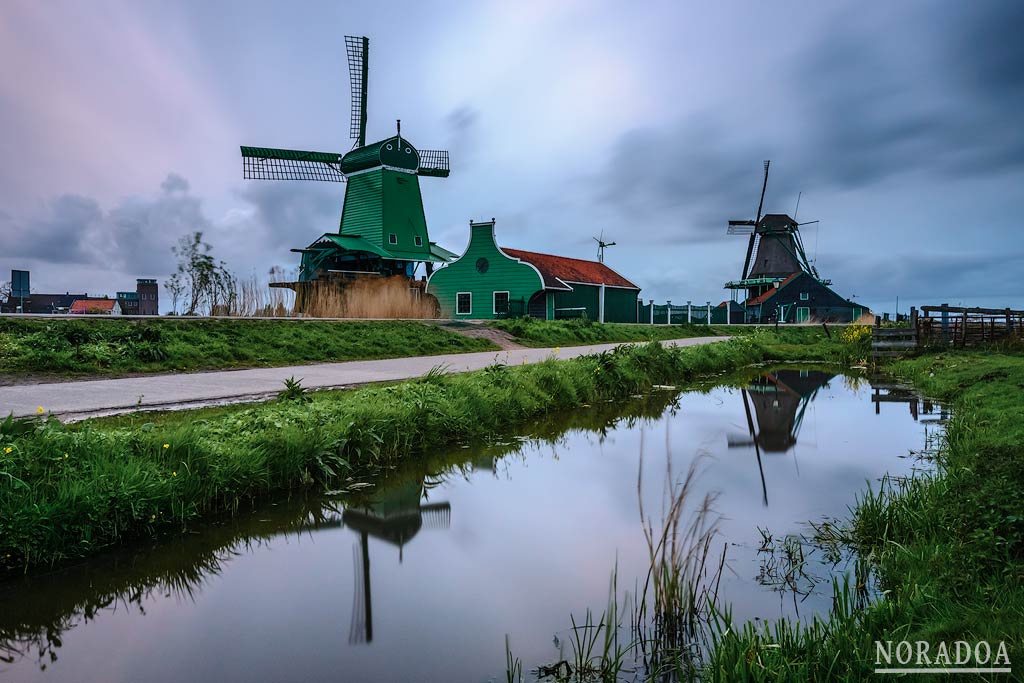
[[703, 349, 1024, 680], [0, 318, 497, 378], [0, 330, 842, 572], [490, 317, 724, 347], [491, 317, 851, 354]]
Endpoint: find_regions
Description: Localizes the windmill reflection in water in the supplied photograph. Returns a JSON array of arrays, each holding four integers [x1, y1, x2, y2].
[[728, 369, 836, 506], [343, 477, 453, 645]]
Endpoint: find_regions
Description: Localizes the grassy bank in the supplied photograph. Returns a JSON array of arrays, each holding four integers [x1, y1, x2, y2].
[[706, 350, 1024, 680], [0, 318, 496, 379], [491, 316, 848, 352], [490, 317, 725, 347], [0, 330, 843, 573]]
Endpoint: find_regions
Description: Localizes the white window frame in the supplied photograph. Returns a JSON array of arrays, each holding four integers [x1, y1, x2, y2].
[[800, 292, 809, 301], [493, 291, 510, 315], [388, 233, 398, 245], [796, 306, 810, 322], [456, 292, 472, 315], [414, 235, 423, 246]]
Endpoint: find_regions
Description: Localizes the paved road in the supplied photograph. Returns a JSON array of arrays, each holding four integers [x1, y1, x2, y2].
[[0, 337, 725, 420]]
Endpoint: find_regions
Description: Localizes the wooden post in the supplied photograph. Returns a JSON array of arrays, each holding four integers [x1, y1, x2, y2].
[[911, 306, 918, 344], [706, 301, 712, 326], [687, 301, 692, 324], [1007, 308, 1013, 337], [666, 300, 672, 325], [961, 308, 968, 348], [649, 300, 654, 325]]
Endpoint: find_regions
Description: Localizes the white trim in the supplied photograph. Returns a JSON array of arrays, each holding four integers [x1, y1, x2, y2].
[[492, 290, 510, 315], [456, 291, 472, 315], [414, 235, 423, 246], [388, 233, 398, 245], [561, 280, 640, 291]]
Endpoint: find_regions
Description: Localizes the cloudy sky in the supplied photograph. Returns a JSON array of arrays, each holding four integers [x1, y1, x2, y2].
[[1, 0, 1021, 315]]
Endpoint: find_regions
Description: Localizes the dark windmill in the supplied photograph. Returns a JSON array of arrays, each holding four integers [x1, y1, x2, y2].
[[344, 478, 451, 644], [728, 369, 836, 505], [724, 162, 865, 323], [240, 36, 457, 309]]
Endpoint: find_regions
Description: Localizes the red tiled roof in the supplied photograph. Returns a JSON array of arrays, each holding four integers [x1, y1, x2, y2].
[[745, 272, 801, 306], [70, 299, 116, 313], [502, 248, 639, 290]]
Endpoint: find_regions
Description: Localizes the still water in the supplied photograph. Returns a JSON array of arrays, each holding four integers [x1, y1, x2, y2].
[[0, 368, 943, 682]]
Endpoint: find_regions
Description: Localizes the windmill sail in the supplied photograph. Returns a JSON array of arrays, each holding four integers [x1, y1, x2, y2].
[[345, 35, 369, 148], [416, 149, 450, 177], [241, 146, 345, 182]]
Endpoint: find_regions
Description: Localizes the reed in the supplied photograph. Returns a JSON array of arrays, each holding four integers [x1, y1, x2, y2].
[[300, 276, 438, 319]]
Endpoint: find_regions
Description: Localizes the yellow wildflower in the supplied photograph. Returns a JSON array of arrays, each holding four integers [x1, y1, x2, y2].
[[3, 447, 11, 454], [172, 471, 177, 477], [64, 453, 69, 459], [36, 406, 44, 414], [162, 443, 170, 449]]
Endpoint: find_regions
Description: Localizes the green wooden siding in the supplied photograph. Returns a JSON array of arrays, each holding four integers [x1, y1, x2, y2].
[[337, 168, 433, 260], [426, 222, 544, 319], [339, 171, 383, 248], [381, 170, 432, 260], [552, 285, 598, 319], [552, 285, 639, 322]]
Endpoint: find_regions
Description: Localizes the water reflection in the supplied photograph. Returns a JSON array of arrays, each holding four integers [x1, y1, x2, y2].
[[344, 480, 452, 644], [0, 372, 939, 682], [0, 391, 678, 674], [727, 369, 834, 506]]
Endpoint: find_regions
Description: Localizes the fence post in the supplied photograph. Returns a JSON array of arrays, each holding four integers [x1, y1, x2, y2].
[[910, 306, 918, 343], [649, 299, 654, 325], [666, 300, 672, 325], [940, 303, 949, 343], [687, 300, 692, 324], [961, 307, 968, 348], [706, 301, 711, 326], [1007, 308, 1013, 336]]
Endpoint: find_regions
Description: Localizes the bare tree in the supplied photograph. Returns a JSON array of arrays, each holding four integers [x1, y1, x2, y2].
[[171, 232, 236, 316], [164, 273, 185, 315], [0, 280, 11, 303]]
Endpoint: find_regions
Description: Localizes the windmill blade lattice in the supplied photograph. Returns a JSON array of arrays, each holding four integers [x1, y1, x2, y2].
[[416, 149, 450, 178], [240, 146, 346, 182], [345, 35, 369, 148]]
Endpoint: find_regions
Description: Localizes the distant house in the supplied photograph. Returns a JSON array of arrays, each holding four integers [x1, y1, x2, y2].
[[427, 219, 641, 321], [0, 292, 87, 314], [69, 298, 122, 315]]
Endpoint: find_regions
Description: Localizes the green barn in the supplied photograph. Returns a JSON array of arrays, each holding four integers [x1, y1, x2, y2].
[[426, 220, 641, 322]]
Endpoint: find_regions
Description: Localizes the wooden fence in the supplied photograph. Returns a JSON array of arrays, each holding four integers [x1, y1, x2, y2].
[[872, 304, 1022, 358], [915, 305, 1023, 348]]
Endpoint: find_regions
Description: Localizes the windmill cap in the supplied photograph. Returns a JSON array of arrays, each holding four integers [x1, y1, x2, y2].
[[341, 136, 419, 174]]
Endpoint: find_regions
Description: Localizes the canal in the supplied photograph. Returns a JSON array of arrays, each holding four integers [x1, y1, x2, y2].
[[0, 367, 943, 681]]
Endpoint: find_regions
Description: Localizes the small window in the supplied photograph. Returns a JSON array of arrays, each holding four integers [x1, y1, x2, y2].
[[493, 291, 510, 315], [388, 233, 398, 245], [456, 292, 472, 315], [414, 236, 423, 246], [800, 292, 809, 301]]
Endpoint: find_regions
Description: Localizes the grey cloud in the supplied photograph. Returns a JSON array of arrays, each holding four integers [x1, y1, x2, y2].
[[161, 173, 190, 194], [795, 3, 1024, 187], [234, 181, 343, 248], [594, 3, 1024, 247], [0, 175, 208, 275], [445, 105, 480, 167], [828, 251, 1024, 302]]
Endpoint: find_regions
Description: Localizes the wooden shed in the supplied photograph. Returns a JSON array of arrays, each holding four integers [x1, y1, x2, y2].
[[426, 220, 641, 322]]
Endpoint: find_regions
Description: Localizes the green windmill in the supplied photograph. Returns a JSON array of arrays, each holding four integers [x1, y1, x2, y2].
[[240, 36, 456, 302]]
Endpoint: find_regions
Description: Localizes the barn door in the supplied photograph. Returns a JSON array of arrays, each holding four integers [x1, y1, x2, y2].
[[528, 292, 547, 319]]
